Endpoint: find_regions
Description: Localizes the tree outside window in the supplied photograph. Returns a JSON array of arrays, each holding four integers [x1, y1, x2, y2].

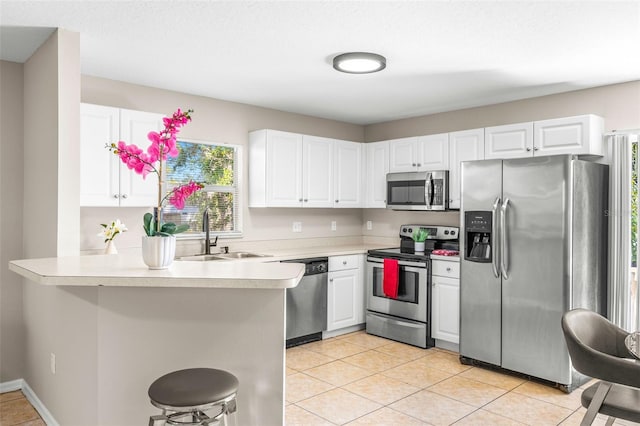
[[163, 140, 240, 235]]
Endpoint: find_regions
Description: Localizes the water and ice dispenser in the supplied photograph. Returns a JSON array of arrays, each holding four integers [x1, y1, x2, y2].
[[464, 211, 493, 263]]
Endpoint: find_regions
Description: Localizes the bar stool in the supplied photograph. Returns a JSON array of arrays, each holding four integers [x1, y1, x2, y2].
[[148, 368, 239, 426]]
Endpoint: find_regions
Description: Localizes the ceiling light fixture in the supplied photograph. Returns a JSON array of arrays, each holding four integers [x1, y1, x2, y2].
[[332, 52, 386, 74]]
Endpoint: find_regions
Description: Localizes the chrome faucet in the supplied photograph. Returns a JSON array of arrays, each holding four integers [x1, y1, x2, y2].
[[203, 209, 218, 255]]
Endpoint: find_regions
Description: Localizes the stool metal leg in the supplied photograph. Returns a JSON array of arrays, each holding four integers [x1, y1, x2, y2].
[[149, 414, 167, 426]]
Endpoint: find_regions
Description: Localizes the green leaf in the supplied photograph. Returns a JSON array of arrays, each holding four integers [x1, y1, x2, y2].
[[173, 224, 190, 234], [155, 231, 172, 237], [143, 213, 154, 236], [160, 222, 177, 234]]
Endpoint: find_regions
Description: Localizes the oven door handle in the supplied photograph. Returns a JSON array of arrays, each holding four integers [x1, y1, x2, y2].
[[367, 258, 426, 269]]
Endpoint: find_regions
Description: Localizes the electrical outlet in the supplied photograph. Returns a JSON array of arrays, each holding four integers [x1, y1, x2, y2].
[[50, 353, 56, 374], [292, 222, 302, 233], [331, 221, 337, 231], [367, 221, 373, 230]]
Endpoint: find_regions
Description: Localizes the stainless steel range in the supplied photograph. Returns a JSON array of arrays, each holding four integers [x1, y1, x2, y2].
[[366, 225, 459, 348]]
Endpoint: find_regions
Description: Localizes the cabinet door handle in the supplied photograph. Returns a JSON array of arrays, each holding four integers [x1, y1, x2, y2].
[[304, 199, 308, 202], [113, 194, 119, 199], [417, 163, 421, 167], [121, 194, 128, 199], [412, 163, 416, 167], [299, 198, 303, 202], [330, 278, 334, 282], [335, 200, 339, 203], [446, 267, 451, 272], [343, 261, 347, 265], [526, 147, 531, 152], [533, 146, 539, 151]]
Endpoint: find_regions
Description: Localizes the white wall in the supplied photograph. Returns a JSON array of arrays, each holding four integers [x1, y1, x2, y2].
[[0, 60, 25, 383], [22, 29, 94, 425]]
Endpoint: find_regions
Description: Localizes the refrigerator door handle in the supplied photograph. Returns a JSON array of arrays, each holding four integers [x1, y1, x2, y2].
[[492, 197, 501, 278], [501, 198, 510, 279], [426, 173, 433, 208]]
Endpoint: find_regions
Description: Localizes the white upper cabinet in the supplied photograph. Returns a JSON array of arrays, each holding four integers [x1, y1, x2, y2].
[[250, 129, 303, 207], [250, 130, 346, 208], [80, 103, 162, 207], [334, 140, 363, 208], [118, 109, 163, 207], [417, 133, 449, 170], [485, 115, 604, 159], [484, 122, 534, 160], [449, 128, 484, 209], [303, 136, 334, 208], [364, 141, 389, 208], [389, 134, 448, 172], [80, 104, 120, 207], [389, 137, 419, 172], [534, 114, 604, 157]]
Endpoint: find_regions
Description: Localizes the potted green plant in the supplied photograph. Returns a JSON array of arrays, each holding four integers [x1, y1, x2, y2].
[[413, 228, 429, 252]]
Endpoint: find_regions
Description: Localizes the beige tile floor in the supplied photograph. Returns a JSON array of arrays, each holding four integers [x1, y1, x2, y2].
[[1, 331, 638, 426], [286, 330, 640, 426], [0, 390, 44, 426]]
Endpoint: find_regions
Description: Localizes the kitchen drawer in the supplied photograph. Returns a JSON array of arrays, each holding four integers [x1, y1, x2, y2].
[[432, 260, 460, 278], [329, 254, 361, 272]]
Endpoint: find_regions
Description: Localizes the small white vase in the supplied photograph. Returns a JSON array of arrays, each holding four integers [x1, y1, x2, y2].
[[104, 240, 118, 255], [141, 235, 176, 270], [414, 241, 425, 252]]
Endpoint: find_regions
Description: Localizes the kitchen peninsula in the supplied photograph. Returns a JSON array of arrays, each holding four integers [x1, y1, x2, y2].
[[9, 254, 305, 426]]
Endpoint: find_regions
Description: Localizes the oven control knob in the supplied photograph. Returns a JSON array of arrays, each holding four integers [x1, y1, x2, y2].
[[402, 227, 407, 233], [408, 228, 413, 233], [444, 230, 449, 235], [316, 264, 326, 273], [451, 230, 456, 236]]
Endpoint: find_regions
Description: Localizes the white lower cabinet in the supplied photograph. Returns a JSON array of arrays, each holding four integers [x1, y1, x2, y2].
[[431, 258, 460, 345], [327, 255, 364, 332]]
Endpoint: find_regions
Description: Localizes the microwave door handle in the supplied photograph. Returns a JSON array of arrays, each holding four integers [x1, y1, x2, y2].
[[492, 197, 501, 278], [426, 174, 433, 208], [501, 198, 510, 279]]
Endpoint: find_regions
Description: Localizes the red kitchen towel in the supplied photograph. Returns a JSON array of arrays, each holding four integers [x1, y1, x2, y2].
[[383, 258, 399, 299]]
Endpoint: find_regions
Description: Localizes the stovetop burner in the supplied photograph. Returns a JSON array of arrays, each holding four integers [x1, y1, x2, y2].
[[368, 224, 459, 262]]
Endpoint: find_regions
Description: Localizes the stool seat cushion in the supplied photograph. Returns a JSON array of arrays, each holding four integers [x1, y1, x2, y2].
[[148, 368, 239, 408]]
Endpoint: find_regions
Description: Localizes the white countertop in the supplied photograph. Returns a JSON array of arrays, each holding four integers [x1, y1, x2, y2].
[[430, 254, 460, 262], [9, 254, 305, 289]]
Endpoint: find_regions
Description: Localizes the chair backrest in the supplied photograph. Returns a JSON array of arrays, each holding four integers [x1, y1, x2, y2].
[[562, 309, 640, 388]]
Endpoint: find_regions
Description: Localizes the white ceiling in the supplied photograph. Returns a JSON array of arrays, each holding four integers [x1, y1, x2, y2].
[[1, 1, 639, 125]]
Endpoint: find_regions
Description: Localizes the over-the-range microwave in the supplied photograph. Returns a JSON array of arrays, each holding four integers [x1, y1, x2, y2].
[[386, 171, 449, 211]]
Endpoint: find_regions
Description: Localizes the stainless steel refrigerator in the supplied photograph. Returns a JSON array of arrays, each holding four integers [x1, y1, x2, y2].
[[459, 155, 608, 391]]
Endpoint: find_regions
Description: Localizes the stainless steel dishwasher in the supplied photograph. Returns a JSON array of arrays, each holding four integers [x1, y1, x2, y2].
[[282, 257, 328, 348]]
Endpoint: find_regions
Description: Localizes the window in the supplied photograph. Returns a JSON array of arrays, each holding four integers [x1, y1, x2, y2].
[[162, 139, 242, 237], [609, 132, 640, 331]]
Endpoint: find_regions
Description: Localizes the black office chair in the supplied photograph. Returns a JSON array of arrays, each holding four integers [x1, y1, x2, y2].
[[561, 309, 640, 426]]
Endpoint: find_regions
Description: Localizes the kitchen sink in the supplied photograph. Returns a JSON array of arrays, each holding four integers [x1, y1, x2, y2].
[[177, 252, 271, 261], [214, 252, 272, 259], [177, 254, 228, 261]]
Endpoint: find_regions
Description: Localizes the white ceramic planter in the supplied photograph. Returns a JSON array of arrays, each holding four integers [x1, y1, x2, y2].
[[142, 235, 176, 270], [414, 241, 426, 252]]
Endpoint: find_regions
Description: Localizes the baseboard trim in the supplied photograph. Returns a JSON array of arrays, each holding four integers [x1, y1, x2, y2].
[[0, 378, 59, 426], [0, 378, 22, 393]]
